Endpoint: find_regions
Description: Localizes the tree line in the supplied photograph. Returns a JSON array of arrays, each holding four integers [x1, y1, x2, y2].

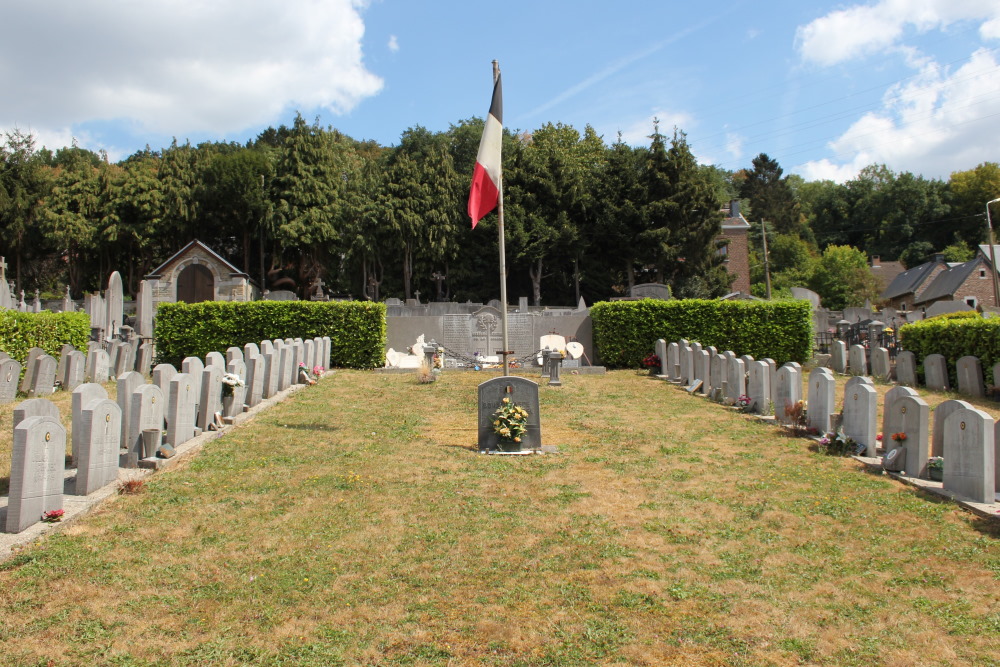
[[1, 114, 997, 309]]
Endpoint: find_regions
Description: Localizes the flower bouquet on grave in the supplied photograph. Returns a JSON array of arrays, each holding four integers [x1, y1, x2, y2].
[[890, 432, 907, 444], [736, 394, 753, 412], [312, 365, 324, 377], [492, 397, 528, 452], [221, 372, 244, 397], [298, 363, 317, 386], [42, 509, 65, 523], [928, 456, 944, 481], [641, 352, 660, 374]]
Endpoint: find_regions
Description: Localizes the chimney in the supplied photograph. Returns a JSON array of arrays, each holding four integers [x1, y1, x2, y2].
[[729, 199, 740, 219], [931, 253, 945, 263]]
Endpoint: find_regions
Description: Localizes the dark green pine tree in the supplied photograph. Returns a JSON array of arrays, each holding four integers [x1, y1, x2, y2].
[[739, 153, 809, 241], [595, 133, 646, 294], [642, 123, 729, 297]]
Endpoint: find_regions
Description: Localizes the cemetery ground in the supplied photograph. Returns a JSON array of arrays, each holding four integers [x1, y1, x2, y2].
[[1, 371, 999, 666]]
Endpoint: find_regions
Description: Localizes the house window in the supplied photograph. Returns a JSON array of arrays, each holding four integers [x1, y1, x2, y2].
[[965, 296, 978, 308], [980, 268, 987, 279], [899, 302, 906, 310]]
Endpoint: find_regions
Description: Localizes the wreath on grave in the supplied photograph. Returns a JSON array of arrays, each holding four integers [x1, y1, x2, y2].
[[492, 397, 528, 445]]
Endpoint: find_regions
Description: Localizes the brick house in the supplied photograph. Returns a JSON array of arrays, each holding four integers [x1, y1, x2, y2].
[[718, 200, 751, 295], [879, 255, 949, 311], [914, 255, 998, 311]]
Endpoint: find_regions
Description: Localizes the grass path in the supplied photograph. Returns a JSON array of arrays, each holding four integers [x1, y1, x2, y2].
[[1, 370, 998, 666]]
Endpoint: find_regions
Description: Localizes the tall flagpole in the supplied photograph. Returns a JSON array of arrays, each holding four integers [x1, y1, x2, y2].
[[493, 60, 511, 377]]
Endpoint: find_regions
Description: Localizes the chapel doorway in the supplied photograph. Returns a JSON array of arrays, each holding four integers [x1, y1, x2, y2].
[[176, 264, 215, 303]]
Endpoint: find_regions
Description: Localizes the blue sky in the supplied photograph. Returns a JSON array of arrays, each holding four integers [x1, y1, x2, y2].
[[3, 0, 999, 182]]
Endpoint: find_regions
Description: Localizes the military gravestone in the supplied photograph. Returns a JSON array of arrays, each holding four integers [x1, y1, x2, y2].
[[477, 376, 541, 452]]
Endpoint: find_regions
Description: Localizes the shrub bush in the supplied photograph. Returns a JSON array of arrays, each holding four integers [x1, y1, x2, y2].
[[590, 299, 812, 368], [154, 301, 386, 369], [899, 315, 1000, 386], [0, 310, 91, 371]]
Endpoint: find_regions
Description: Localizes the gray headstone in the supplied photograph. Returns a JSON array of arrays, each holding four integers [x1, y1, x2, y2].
[[882, 386, 919, 449], [199, 365, 223, 431], [870, 347, 891, 382], [5, 416, 65, 533], [895, 351, 917, 387], [166, 372, 197, 447], [13, 398, 61, 429], [322, 336, 332, 370], [305, 339, 317, 373], [244, 342, 261, 361], [655, 339, 667, 376], [931, 399, 974, 458], [775, 364, 802, 425], [205, 351, 226, 370], [72, 383, 109, 465], [113, 341, 134, 378], [226, 347, 244, 366], [292, 342, 305, 385], [892, 395, 930, 477], [761, 358, 777, 405], [86, 348, 111, 383], [105, 271, 124, 340], [116, 371, 144, 449], [726, 358, 746, 404], [63, 350, 86, 392], [181, 357, 205, 421], [224, 359, 247, 417], [152, 363, 178, 398], [246, 354, 264, 408], [277, 345, 291, 392], [136, 343, 154, 377], [943, 408, 995, 503], [262, 349, 279, 399], [956, 356, 985, 398], [709, 353, 726, 402], [678, 345, 693, 385], [693, 350, 710, 394], [19, 347, 45, 393], [127, 384, 164, 467], [807, 368, 836, 434], [260, 340, 274, 356], [74, 398, 121, 495], [27, 355, 57, 397], [842, 383, 878, 455], [924, 354, 950, 391], [848, 344, 867, 377], [0, 359, 22, 404], [477, 376, 541, 452], [747, 361, 771, 414], [830, 341, 847, 374], [136, 279, 153, 339], [739, 354, 754, 369], [55, 344, 75, 386], [666, 343, 680, 382]]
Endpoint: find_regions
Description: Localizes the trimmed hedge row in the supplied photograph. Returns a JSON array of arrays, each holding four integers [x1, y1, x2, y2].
[[154, 301, 386, 369], [0, 311, 91, 370], [591, 299, 813, 368], [899, 315, 1000, 386]]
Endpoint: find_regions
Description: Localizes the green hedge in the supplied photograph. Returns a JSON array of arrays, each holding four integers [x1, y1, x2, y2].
[[0, 310, 91, 372], [899, 315, 1000, 386], [154, 301, 386, 369], [591, 299, 813, 368]]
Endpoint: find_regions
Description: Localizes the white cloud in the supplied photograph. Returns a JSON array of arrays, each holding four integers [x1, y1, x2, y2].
[[794, 48, 1000, 181], [0, 0, 383, 152], [387, 35, 400, 53], [796, 0, 1000, 66]]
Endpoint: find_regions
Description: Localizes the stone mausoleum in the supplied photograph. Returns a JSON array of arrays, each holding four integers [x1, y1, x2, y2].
[[144, 240, 257, 307]]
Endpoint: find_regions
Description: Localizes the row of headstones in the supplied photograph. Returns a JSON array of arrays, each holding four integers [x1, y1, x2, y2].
[[0, 337, 155, 405], [655, 338, 997, 505], [4, 336, 333, 534], [830, 340, 1000, 398], [656, 338, 779, 413]]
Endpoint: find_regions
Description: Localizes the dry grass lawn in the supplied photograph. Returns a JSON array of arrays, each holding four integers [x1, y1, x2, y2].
[[0, 369, 998, 666]]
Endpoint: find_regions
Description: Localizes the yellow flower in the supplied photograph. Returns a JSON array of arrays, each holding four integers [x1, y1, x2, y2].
[[502, 397, 510, 404], [514, 437, 521, 443]]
